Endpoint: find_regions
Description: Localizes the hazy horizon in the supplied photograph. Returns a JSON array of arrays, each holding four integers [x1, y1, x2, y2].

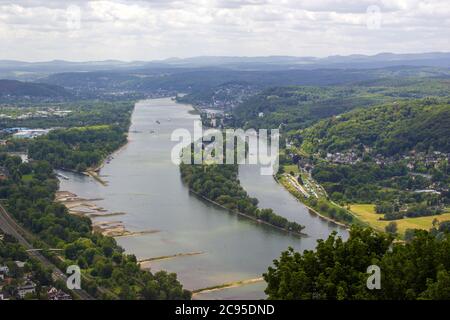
[[1, 51, 450, 64], [1, 0, 449, 62]]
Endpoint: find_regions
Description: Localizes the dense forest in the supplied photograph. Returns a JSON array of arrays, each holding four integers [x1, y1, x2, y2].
[[264, 226, 450, 300], [42, 68, 389, 93], [1, 101, 136, 172], [28, 125, 127, 172], [233, 78, 450, 132], [301, 98, 450, 155], [0, 101, 134, 130], [233, 86, 387, 130], [0, 79, 72, 101], [0, 153, 190, 300], [180, 163, 305, 234]]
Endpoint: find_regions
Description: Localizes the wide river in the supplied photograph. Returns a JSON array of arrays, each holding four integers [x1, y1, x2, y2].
[[59, 98, 348, 299]]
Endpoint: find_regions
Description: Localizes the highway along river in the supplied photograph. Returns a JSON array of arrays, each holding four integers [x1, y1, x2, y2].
[[58, 98, 348, 299]]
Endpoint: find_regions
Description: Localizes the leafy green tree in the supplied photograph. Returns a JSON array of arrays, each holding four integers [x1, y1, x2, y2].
[[264, 227, 450, 300], [420, 270, 450, 299], [385, 222, 398, 236]]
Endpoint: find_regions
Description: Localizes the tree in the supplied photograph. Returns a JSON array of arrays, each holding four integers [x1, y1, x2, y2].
[[264, 226, 450, 300], [420, 270, 450, 299], [263, 227, 392, 300], [385, 222, 398, 235]]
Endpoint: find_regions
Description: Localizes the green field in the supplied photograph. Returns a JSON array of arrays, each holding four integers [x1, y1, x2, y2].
[[349, 204, 450, 235], [21, 174, 34, 182], [283, 164, 299, 174]]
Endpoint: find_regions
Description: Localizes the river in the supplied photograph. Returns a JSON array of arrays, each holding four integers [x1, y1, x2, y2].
[[58, 98, 348, 299]]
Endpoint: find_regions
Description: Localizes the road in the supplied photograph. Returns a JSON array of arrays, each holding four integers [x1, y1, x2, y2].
[[0, 204, 94, 300]]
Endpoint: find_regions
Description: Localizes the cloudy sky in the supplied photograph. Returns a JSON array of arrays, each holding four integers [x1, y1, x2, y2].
[[0, 0, 449, 61]]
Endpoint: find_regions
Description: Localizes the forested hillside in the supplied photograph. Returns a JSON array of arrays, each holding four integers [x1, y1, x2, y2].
[[233, 86, 386, 130], [28, 125, 127, 172], [0, 79, 72, 100], [301, 98, 450, 155], [42, 68, 385, 93], [295, 98, 450, 224], [233, 78, 450, 131]]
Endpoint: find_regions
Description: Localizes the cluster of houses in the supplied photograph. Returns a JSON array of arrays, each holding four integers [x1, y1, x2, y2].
[[0, 262, 36, 300], [202, 111, 234, 128], [0, 261, 72, 300], [191, 84, 259, 112], [292, 148, 450, 196], [13, 128, 51, 139], [142, 90, 177, 99], [319, 149, 450, 170], [0, 263, 72, 300], [326, 151, 362, 165], [295, 155, 314, 173], [1, 127, 51, 139], [208, 84, 259, 111], [402, 151, 450, 171], [0, 107, 72, 120]]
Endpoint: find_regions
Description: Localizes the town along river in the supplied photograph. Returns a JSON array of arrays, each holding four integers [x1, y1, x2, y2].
[[58, 98, 348, 299]]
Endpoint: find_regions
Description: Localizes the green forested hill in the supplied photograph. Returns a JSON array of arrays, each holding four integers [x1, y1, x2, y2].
[[301, 98, 450, 155], [233, 78, 450, 132], [0, 79, 72, 99], [233, 86, 388, 130]]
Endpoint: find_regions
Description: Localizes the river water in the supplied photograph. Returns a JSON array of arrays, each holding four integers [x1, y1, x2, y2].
[[58, 98, 348, 299]]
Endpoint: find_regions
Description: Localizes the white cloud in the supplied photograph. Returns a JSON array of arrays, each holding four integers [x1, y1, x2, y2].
[[0, 0, 448, 61]]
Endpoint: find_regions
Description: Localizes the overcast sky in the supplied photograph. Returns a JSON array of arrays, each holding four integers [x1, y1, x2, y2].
[[0, 0, 449, 61]]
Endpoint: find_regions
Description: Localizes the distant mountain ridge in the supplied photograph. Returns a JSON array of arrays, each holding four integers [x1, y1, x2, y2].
[[158, 52, 450, 69], [0, 52, 449, 80]]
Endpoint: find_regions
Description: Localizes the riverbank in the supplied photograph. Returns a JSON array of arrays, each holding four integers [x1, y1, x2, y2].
[[56, 190, 161, 238], [138, 251, 205, 270], [192, 277, 264, 297], [188, 188, 307, 237], [275, 174, 351, 230], [85, 139, 130, 186]]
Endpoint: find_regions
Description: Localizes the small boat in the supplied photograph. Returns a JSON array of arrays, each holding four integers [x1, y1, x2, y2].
[[156, 120, 161, 124]]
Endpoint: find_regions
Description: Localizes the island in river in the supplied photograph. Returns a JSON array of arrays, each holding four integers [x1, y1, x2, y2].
[[57, 98, 348, 299]]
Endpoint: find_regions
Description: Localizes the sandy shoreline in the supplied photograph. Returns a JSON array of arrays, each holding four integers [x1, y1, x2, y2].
[[55, 190, 158, 238], [192, 277, 264, 297], [84, 138, 130, 186]]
